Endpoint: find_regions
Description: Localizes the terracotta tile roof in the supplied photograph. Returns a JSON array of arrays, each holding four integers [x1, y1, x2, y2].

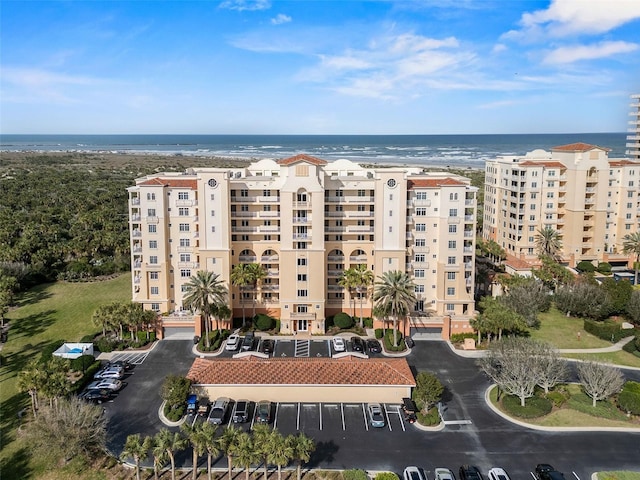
[[138, 178, 198, 189], [277, 154, 328, 166], [519, 161, 566, 169], [609, 160, 640, 167], [551, 142, 610, 152], [187, 356, 416, 387], [407, 178, 465, 189], [504, 254, 534, 271]]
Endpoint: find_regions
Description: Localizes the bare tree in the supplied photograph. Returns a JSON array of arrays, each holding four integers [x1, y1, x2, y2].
[[478, 337, 541, 407], [577, 361, 625, 407], [533, 342, 568, 394]]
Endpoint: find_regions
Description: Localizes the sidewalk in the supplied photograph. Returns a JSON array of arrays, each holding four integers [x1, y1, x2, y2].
[[557, 335, 635, 354]]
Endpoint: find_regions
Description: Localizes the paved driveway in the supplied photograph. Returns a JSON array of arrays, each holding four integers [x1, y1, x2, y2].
[[106, 339, 640, 477]]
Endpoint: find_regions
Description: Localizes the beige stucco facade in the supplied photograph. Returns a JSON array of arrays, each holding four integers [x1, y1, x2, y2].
[[128, 155, 477, 334]]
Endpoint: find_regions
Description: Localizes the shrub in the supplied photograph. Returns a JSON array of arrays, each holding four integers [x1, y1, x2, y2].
[[597, 262, 612, 274], [80, 333, 98, 343], [374, 328, 384, 339], [334, 312, 354, 329], [343, 470, 368, 480], [254, 313, 275, 331], [164, 403, 186, 422], [383, 330, 406, 351], [622, 334, 640, 353], [161, 375, 191, 409], [450, 332, 476, 343], [546, 390, 567, 408], [583, 319, 628, 342], [501, 394, 552, 418], [40, 340, 65, 363], [136, 330, 156, 343], [577, 261, 596, 272], [617, 381, 640, 415], [95, 337, 117, 353], [375, 473, 399, 480], [417, 407, 440, 426], [363, 317, 374, 328], [198, 330, 221, 352]]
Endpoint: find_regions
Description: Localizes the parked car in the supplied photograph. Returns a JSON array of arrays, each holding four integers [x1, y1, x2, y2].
[[107, 359, 132, 371], [459, 465, 483, 480], [434, 468, 455, 480], [226, 334, 240, 351], [256, 400, 271, 423], [233, 399, 250, 423], [241, 332, 255, 351], [366, 338, 382, 353], [332, 337, 346, 352], [401, 397, 418, 424], [198, 401, 211, 418], [261, 339, 275, 354], [535, 465, 565, 480], [487, 468, 510, 480], [403, 467, 426, 480], [367, 403, 385, 428], [86, 378, 123, 392], [186, 394, 198, 416], [79, 388, 113, 404], [351, 336, 365, 352], [209, 397, 230, 424], [94, 366, 124, 379]]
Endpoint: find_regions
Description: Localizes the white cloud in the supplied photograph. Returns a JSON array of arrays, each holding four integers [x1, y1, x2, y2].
[[543, 40, 639, 64], [271, 13, 291, 25], [219, 0, 270, 12], [505, 0, 640, 40]]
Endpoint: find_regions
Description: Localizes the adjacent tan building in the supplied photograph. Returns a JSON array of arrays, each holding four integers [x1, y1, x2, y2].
[[628, 93, 640, 162], [482, 142, 640, 268], [127, 155, 477, 337]]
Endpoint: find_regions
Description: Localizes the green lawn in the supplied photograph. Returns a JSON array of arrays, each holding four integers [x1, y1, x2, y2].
[[529, 306, 611, 349], [598, 473, 640, 480], [0, 274, 131, 478]]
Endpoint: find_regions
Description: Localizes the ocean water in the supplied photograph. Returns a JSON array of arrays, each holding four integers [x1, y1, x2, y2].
[[0, 133, 629, 168]]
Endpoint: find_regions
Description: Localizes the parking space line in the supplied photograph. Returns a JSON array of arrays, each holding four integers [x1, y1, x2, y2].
[[296, 402, 300, 431], [388, 404, 405, 432], [341, 404, 345, 431], [573, 472, 580, 480], [383, 404, 392, 431], [319, 403, 323, 431], [529, 472, 537, 480], [362, 403, 369, 431], [274, 402, 280, 430]]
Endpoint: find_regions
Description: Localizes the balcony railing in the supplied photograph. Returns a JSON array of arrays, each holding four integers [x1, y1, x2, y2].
[[239, 255, 257, 262], [261, 255, 279, 262], [349, 255, 367, 262], [327, 255, 345, 261], [130, 198, 140, 205], [146, 216, 159, 224], [176, 199, 197, 207]]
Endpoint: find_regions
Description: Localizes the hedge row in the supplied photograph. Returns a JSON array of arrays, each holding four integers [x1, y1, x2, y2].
[[583, 319, 632, 343], [618, 381, 640, 415], [198, 329, 230, 352], [95, 331, 156, 352], [501, 394, 553, 418]]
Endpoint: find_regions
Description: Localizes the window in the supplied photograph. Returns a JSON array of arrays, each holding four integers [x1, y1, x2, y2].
[[447, 256, 456, 264], [531, 182, 537, 188], [180, 269, 191, 277], [148, 224, 157, 233], [263, 189, 271, 197], [149, 240, 157, 249], [297, 274, 307, 281], [628, 202, 633, 209], [415, 254, 426, 262], [416, 191, 427, 200], [415, 269, 425, 278], [449, 193, 458, 201], [297, 258, 307, 266], [629, 191, 635, 198], [416, 223, 426, 232], [529, 225, 535, 231], [414, 285, 425, 293], [179, 238, 190, 247], [179, 223, 190, 232], [358, 189, 366, 197], [240, 189, 249, 197], [150, 272, 159, 280], [178, 192, 189, 200], [150, 287, 159, 295], [546, 192, 554, 198], [447, 272, 456, 280], [147, 208, 156, 216], [447, 287, 455, 296], [180, 254, 190, 262], [297, 289, 308, 297], [415, 208, 427, 216], [449, 208, 457, 217], [546, 203, 553, 209], [415, 238, 426, 247], [547, 181, 555, 188], [448, 225, 457, 233], [448, 240, 457, 249], [211, 210, 215, 217], [151, 303, 160, 312], [147, 193, 156, 201]]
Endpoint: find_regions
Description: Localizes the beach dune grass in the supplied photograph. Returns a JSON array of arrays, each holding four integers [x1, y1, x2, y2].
[[0, 274, 131, 480]]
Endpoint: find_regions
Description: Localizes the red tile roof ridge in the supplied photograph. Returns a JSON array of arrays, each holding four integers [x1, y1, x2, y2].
[[518, 161, 566, 168], [551, 142, 610, 152], [407, 178, 465, 188], [138, 178, 198, 189], [277, 154, 328, 166]]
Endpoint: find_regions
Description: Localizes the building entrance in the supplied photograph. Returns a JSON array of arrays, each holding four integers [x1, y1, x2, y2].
[[297, 319, 308, 332]]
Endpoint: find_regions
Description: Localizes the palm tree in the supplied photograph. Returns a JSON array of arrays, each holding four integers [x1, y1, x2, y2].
[[338, 268, 358, 316], [231, 264, 252, 326], [200, 421, 220, 480], [535, 226, 562, 259], [252, 423, 272, 480], [183, 270, 228, 348], [268, 431, 294, 480], [246, 263, 267, 318], [182, 422, 207, 480], [623, 231, 640, 286], [351, 264, 374, 328], [373, 270, 417, 348], [209, 302, 232, 332], [156, 428, 188, 480], [233, 431, 259, 480], [17, 359, 44, 416], [217, 425, 242, 480], [150, 435, 168, 480], [121, 434, 151, 480], [290, 432, 315, 480]]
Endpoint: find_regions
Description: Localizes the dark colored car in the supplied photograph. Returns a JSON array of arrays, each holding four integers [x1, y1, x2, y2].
[[233, 400, 250, 423], [186, 394, 198, 416], [209, 397, 230, 425], [107, 359, 132, 371], [401, 397, 417, 424], [79, 388, 113, 404], [366, 339, 382, 353], [241, 332, 255, 351], [459, 465, 483, 480], [535, 464, 566, 480], [262, 339, 275, 354], [351, 336, 365, 352], [256, 400, 271, 424]]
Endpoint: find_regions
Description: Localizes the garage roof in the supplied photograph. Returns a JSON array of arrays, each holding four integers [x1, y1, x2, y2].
[[187, 356, 416, 387]]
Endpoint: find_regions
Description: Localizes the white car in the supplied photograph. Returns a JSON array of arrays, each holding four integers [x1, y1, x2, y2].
[[487, 468, 511, 480], [403, 467, 426, 480], [332, 337, 346, 352], [86, 378, 123, 392], [434, 468, 455, 480], [367, 403, 385, 428], [225, 334, 240, 351], [94, 366, 124, 379]]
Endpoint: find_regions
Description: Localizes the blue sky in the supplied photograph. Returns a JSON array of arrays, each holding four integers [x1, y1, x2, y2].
[[1, 0, 639, 134]]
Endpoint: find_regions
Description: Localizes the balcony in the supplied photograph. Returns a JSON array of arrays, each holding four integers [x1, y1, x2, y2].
[[261, 226, 280, 233], [448, 217, 461, 224], [176, 199, 197, 207], [464, 231, 474, 238], [349, 255, 368, 262], [464, 215, 474, 222], [266, 269, 279, 277], [178, 262, 200, 269], [293, 217, 311, 224], [146, 216, 159, 224], [261, 255, 279, 262], [133, 262, 142, 269], [328, 255, 345, 262], [347, 226, 374, 233], [131, 214, 141, 222], [132, 246, 142, 253], [291, 312, 317, 319], [463, 247, 473, 254], [132, 231, 142, 238], [130, 198, 140, 205], [292, 201, 311, 208], [327, 270, 344, 277], [258, 211, 280, 218], [133, 276, 141, 284], [261, 284, 280, 291], [292, 233, 311, 239], [232, 211, 258, 218], [233, 226, 259, 233], [259, 196, 280, 203], [232, 196, 258, 203], [326, 227, 346, 233], [464, 263, 473, 270], [325, 196, 374, 203], [239, 255, 257, 262], [327, 285, 344, 291], [177, 246, 193, 253]]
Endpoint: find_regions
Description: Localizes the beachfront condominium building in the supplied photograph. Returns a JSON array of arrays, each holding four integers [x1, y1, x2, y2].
[[128, 155, 477, 336], [628, 93, 640, 161], [482, 142, 640, 269]]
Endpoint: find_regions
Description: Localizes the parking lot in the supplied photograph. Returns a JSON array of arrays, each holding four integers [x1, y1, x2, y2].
[[219, 336, 385, 358]]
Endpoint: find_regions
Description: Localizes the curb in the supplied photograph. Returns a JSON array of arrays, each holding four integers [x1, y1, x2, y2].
[[158, 400, 187, 427]]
